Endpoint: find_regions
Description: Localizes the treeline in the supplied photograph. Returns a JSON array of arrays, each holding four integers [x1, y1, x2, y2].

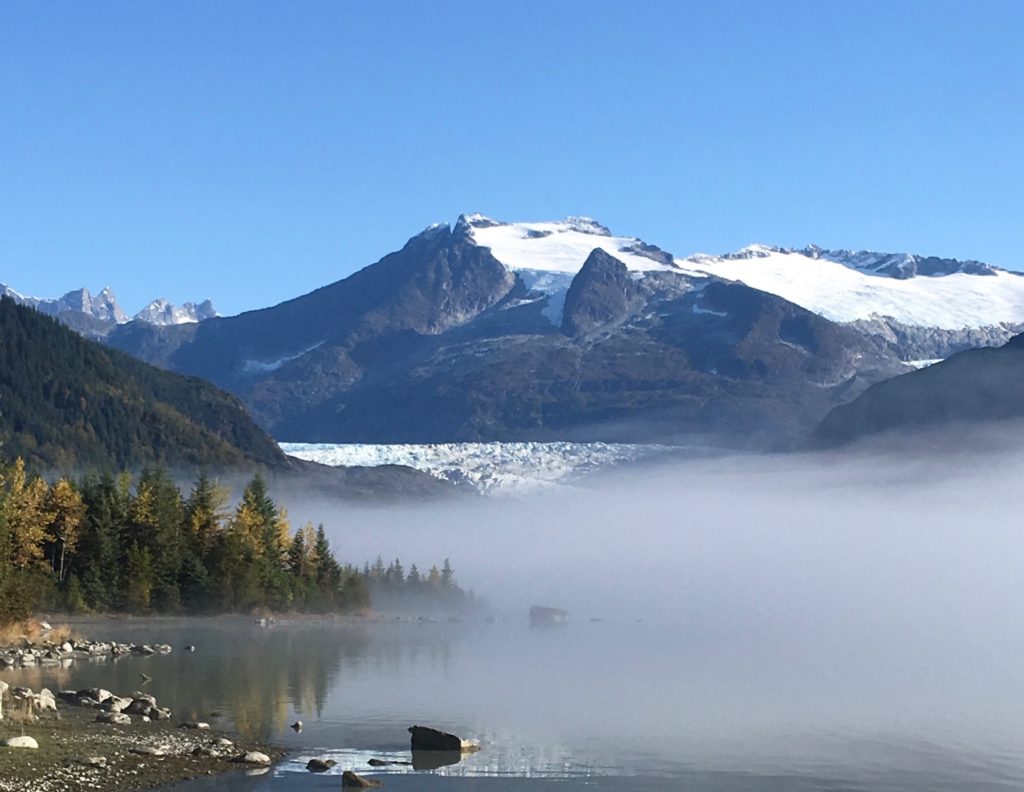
[[361, 556, 476, 613], [0, 459, 467, 624]]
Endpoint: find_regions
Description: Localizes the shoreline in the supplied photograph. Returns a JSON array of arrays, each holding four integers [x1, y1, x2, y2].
[[0, 622, 287, 792], [0, 703, 286, 792]]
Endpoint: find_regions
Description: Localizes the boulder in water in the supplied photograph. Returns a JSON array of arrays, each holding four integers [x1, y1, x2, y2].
[[341, 770, 382, 788], [408, 724, 480, 752], [529, 605, 568, 626]]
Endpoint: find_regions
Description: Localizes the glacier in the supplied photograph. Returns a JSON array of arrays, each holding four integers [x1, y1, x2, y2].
[[280, 441, 676, 495]]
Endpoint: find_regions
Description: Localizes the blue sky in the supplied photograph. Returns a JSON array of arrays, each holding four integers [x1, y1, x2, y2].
[[1, 0, 1021, 315]]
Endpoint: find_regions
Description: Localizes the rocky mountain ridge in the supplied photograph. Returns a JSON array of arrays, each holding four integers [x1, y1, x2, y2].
[[0, 283, 217, 339]]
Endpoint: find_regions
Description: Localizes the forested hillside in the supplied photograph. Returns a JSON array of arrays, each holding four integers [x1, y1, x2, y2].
[[0, 297, 286, 470]]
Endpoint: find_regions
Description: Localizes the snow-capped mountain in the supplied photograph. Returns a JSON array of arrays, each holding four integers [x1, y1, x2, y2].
[[688, 243, 1024, 330], [134, 298, 218, 326], [1, 284, 128, 324], [102, 212, 1024, 450], [0, 283, 217, 338], [106, 215, 914, 449]]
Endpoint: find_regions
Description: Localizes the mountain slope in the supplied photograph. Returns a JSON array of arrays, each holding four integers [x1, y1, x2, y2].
[[809, 333, 1024, 448], [0, 297, 287, 470]]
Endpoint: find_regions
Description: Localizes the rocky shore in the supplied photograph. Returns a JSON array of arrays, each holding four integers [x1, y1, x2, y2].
[[0, 635, 176, 670], [0, 633, 285, 792]]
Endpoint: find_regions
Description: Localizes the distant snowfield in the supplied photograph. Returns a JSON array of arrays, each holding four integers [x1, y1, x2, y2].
[[687, 249, 1024, 330], [280, 441, 676, 495], [464, 215, 1024, 331]]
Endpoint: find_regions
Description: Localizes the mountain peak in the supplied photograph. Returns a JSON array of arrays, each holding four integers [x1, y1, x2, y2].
[[0, 280, 216, 337], [133, 298, 218, 326], [563, 216, 612, 236], [721, 244, 790, 260]]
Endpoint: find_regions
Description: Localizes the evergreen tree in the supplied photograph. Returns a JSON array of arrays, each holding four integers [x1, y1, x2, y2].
[[312, 525, 341, 611]]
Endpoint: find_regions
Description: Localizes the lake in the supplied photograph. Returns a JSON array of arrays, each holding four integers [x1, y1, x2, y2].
[[7, 609, 1024, 792], [10, 452, 1024, 791]]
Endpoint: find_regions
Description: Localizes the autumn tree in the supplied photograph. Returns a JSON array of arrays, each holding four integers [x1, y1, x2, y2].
[[45, 478, 84, 584]]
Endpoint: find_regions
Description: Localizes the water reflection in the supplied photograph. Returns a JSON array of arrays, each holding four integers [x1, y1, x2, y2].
[[21, 617, 463, 741], [5, 616, 1024, 791], [410, 750, 464, 770]]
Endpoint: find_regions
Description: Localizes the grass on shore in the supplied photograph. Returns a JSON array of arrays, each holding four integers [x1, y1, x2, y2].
[[0, 619, 76, 648]]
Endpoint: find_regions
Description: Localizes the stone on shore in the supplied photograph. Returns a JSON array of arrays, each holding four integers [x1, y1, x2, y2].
[[72, 754, 107, 766], [78, 688, 112, 704], [4, 736, 39, 749], [129, 746, 166, 757], [95, 712, 131, 725], [233, 751, 271, 765]]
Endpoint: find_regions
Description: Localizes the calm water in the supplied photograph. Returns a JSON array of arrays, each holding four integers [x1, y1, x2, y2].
[[7, 614, 1024, 792]]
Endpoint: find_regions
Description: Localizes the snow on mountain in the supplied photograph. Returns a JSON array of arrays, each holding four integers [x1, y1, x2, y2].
[[133, 298, 218, 326], [461, 214, 691, 276], [804, 245, 1000, 279], [688, 246, 1024, 330], [460, 215, 705, 326], [280, 441, 674, 495], [459, 215, 1024, 332]]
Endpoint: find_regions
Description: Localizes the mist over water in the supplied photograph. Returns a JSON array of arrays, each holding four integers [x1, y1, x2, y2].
[[16, 448, 1024, 790], [256, 447, 1024, 785]]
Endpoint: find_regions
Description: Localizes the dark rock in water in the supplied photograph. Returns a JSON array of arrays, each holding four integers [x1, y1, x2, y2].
[[408, 724, 462, 751], [411, 750, 464, 771], [368, 758, 410, 767], [306, 758, 336, 772], [341, 770, 383, 788], [529, 605, 568, 626]]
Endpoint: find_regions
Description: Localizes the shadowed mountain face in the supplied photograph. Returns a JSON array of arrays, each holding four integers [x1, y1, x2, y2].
[[107, 224, 911, 448], [809, 333, 1024, 449], [0, 297, 286, 471]]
